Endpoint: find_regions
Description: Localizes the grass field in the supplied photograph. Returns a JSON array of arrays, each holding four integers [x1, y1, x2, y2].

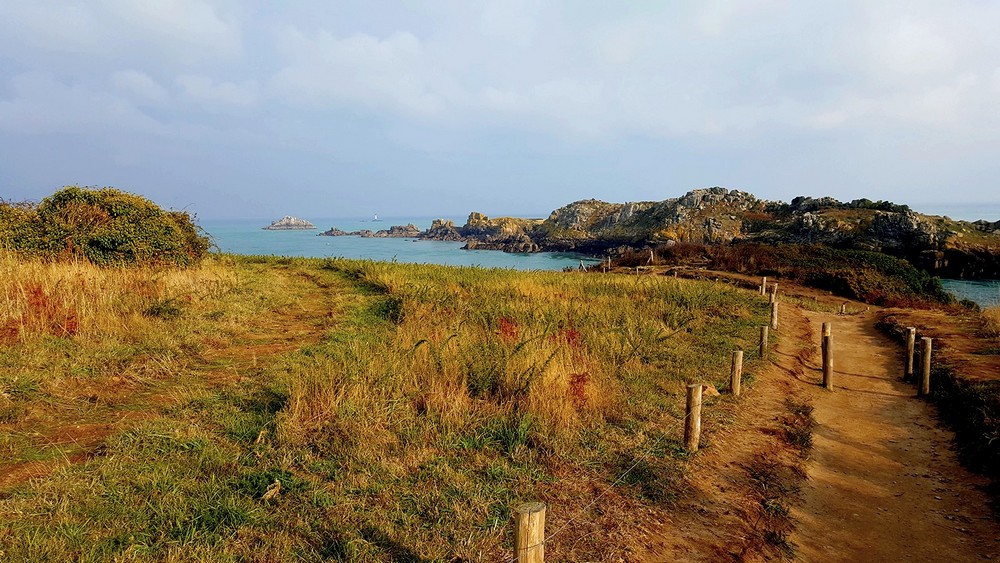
[[0, 253, 769, 561]]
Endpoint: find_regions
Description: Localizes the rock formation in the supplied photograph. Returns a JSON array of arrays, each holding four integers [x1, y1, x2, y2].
[[263, 216, 316, 230], [315, 187, 1000, 279]]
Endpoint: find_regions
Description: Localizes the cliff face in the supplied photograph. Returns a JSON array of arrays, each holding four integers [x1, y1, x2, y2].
[[459, 213, 542, 252], [533, 188, 762, 251]]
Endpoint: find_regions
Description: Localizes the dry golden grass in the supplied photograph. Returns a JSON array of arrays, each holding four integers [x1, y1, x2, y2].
[[1, 254, 769, 561], [983, 306, 1000, 341], [0, 251, 244, 343]]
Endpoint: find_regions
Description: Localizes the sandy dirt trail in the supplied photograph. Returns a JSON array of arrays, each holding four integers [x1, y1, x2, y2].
[[787, 307, 999, 561]]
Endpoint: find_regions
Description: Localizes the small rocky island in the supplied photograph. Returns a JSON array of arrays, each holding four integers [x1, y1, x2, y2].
[[263, 216, 316, 230], [319, 224, 421, 238]]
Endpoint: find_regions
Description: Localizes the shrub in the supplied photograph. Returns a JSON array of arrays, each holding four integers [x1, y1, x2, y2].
[[634, 242, 951, 306], [0, 186, 209, 266]]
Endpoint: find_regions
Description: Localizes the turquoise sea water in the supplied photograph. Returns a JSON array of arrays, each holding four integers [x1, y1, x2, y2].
[[201, 217, 598, 271], [919, 204, 1000, 308], [940, 279, 1000, 309]]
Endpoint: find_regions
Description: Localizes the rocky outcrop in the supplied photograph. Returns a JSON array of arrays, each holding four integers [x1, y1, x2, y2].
[[321, 187, 1000, 279], [418, 214, 542, 251], [533, 188, 761, 251], [318, 224, 421, 238], [263, 216, 315, 230], [422, 219, 464, 241]]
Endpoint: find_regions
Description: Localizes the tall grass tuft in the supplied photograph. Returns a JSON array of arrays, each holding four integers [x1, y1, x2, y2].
[[1, 255, 769, 561]]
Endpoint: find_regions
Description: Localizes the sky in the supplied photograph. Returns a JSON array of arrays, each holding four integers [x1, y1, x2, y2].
[[1, 1, 999, 220]]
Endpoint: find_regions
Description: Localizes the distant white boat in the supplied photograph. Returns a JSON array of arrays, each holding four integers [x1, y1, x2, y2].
[[372, 213, 382, 222]]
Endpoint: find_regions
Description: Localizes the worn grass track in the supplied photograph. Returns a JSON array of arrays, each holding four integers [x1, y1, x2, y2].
[[1, 255, 772, 561]]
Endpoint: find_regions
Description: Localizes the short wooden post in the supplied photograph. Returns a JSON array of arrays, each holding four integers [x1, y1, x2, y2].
[[684, 383, 703, 452], [768, 289, 776, 304], [760, 276, 767, 296], [730, 351, 744, 396], [822, 322, 833, 390], [904, 327, 916, 381], [770, 301, 779, 330], [759, 325, 769, 358], [771, 283, 778, 300], [840, 303, 847, 315], [918, 337, 932, 396], [514, 502, 546, 562]]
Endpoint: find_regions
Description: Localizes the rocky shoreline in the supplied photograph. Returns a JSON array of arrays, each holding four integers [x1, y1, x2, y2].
[[316, 188, 1000, 279]]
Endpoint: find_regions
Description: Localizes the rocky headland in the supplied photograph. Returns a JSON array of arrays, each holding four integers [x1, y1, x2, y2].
[[319, 188, 1000, 279], [263, 216, 316, 230]]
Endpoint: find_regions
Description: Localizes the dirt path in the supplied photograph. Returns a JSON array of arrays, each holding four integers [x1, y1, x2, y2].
[[631, 290, 817, 561], [785, 307, 1000, 561]]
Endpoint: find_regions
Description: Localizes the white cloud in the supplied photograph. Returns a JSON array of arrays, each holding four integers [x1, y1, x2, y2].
[[111, 70, 169, 105], [0, 72, 162, 134], [270, 27, 446, 116], [177, 75, 258, 107], [0, 2, 104, 53], [100, 0, 242, 61], [0, 0, 242, 66]]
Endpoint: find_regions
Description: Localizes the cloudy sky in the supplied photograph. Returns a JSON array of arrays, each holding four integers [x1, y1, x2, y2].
[[1, 1, 998, 219]]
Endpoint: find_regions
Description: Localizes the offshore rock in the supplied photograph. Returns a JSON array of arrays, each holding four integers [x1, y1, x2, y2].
[[318, 224, 421, 238], [263, 216, 316, 230]]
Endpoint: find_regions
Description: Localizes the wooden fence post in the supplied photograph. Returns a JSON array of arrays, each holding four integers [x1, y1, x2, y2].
[[514, 502, 546, 562], [822, 322, 833, 390], [760, 276, 767, 296], [684, 383, 704, 452], [918, 337, 933, 397], [904, 327, 916, 381], [770, 301, 779, 330], [759, 326, 769, 358], [731, 351, 744, 396], [771, 283, 778, 301]]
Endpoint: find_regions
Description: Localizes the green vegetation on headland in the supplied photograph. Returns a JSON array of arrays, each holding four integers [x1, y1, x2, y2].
[[615, 242, 952, 307], [0, 186, 208, 266], [0, 252, 769, 561]]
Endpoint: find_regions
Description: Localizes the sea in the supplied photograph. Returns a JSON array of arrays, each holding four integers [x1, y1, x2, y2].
[[910, 203, 1000, 309], [201, 204, 1000, 307], [201, 217, 598, 271]]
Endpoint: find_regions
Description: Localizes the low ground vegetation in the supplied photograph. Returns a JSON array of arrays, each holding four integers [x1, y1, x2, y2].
[[616, 242, 950, 306], [0, 186, 208, 267], [0, 253, 768, 560]]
